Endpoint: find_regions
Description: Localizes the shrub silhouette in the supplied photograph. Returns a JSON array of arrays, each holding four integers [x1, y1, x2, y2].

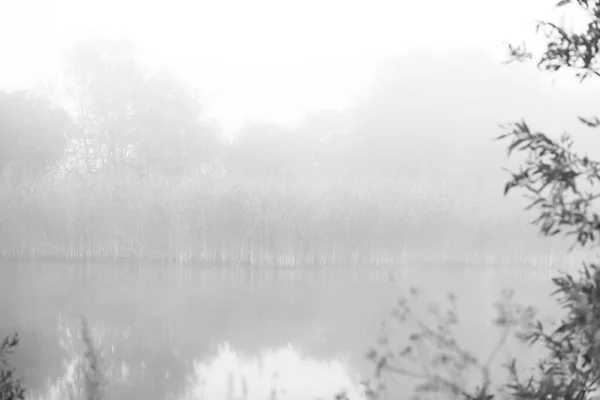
[[0, 334, 25, 400], [498, 1, 600, 395], [362, 1, 600, 398]]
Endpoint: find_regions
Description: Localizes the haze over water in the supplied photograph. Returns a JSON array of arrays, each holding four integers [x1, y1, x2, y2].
[[1, 0, 599, 399]]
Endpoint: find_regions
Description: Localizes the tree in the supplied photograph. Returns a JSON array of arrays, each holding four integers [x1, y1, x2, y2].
[[62, 36, 222, 176], [62, 36, 142, 175], [131, 69, 223, 175], [225, 111, 358, 177], [0, 90, 71, 177], [335, 50, 563, 184]]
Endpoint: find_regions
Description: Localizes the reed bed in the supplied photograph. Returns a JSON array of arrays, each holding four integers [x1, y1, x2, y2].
[[0, 169, 567, 266]]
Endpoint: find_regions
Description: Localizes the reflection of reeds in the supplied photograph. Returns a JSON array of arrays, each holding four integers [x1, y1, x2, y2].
[[0, 170, 564, 265], [32, 318, 108, 400], [35, 322, 367, 400], [80, 318, 106, 400]]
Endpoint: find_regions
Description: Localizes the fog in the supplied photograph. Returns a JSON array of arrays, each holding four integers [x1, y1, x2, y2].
[[2, 1, 600, 399], [2, 0, 598, 174], [0, 0, 564, 132]]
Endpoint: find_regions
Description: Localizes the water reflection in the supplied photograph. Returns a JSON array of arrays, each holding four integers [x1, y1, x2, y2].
[[31, 340, 368, 400], [1, 261, 581, 399]]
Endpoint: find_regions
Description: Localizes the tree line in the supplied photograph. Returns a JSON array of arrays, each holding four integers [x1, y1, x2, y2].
[[3, 36, 567, 184]]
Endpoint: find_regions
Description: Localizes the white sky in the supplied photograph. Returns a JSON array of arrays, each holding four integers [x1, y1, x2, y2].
[[0, 0, 569, 136]]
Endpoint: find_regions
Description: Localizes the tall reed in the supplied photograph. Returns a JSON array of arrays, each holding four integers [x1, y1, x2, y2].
[[0, 170, 568, 266]]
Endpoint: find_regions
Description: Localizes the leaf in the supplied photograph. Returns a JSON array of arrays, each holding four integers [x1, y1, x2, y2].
[[507, 138, 529, 155], [578, 116, 600, 128]]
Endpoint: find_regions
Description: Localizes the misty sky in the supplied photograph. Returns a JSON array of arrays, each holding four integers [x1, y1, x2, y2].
[[0, 0, 589, 136]]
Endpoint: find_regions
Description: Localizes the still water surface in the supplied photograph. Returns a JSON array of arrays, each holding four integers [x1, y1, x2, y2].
[[0, 262, 576, 399]]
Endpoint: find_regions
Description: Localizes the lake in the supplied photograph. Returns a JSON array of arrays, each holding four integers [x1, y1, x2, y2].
[[0, 260, 584, 400]]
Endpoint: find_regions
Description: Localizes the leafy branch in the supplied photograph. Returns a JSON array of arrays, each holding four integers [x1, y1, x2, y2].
[[497, 121, 600, 250], [0, 334, 25, 400], [364, 289, 536, 400]]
